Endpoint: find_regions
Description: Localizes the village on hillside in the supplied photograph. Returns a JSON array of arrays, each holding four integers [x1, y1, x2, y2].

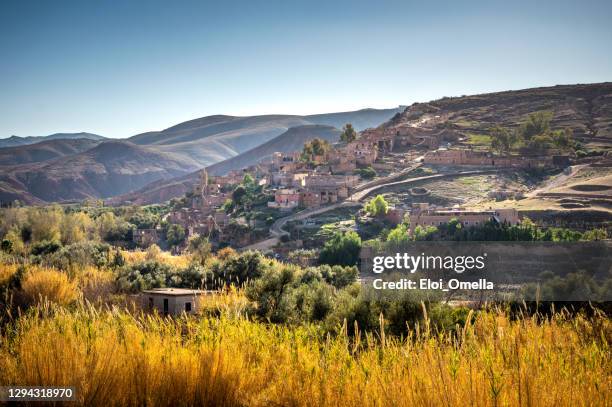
[[130, 106, 610, 257]]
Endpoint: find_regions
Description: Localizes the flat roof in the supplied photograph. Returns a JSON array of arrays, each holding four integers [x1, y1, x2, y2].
[[142, 288, 209, 296]]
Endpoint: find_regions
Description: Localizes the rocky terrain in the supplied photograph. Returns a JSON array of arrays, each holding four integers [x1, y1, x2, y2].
[[389, 82, 612, 149]]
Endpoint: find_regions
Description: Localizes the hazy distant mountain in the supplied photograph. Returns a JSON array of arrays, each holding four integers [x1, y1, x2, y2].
[[304, 108, 408, 130], [131, 109, 402, 168], [207, 124, 341, 175], [0, 138, 101, 166], [0, 140, 199, 204], [0, 132, 106, 148], [111, 125, 342, 205]]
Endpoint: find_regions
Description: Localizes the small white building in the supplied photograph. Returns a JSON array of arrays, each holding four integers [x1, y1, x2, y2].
[[142, 288, 208, 315]]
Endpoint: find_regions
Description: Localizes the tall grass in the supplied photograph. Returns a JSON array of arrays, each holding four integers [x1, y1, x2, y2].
[[0, 303, 609, 406], [21, 267, 79, 306]]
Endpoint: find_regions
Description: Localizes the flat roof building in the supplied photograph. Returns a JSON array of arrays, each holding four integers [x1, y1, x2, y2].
[[142, 288, 209, 316]]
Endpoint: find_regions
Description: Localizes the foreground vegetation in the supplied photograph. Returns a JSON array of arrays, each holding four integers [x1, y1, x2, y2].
[[0, 205, 610, 406], [0, 302, 609, 407]]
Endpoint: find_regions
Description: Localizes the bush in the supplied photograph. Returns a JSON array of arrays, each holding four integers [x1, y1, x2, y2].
[[355, 166, 377, 179], [319, 231, 362, 266], [246, 266, 297, 323], [116, 261, 177, 293], [116, 260, 208, 293], [47, 242, 111, 271], [210, 251, 267, 287], [31, 240, 62, 256], [318, 264, 358, 289], [166, 224, 186, 247]]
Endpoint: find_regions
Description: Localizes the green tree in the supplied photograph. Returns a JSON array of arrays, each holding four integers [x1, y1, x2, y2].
[[519, 111, 553, 141], [386, 223, 410, 247], [166, 224, 186, 247], [489, 126, 517, 154], [340, 123, 357, 143], [365, 195, 389, 217], [319, 231, 362, 266], [187, 234, 211, 265], [413, 225, 438, 241], [232, 185, 247, 205], [552, 128, 574, 150], [355, 166, 377, 179], [301, 138, 331, 162]]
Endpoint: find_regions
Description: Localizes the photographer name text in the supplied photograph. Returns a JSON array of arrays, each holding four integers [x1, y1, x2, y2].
[[373, 278, 494, 291]]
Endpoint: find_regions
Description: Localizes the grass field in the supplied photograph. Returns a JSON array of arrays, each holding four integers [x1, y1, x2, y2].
[[0, 301, 609, 407]]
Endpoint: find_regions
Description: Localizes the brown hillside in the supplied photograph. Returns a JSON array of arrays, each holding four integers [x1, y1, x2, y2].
[[0, 141, 199, 204]]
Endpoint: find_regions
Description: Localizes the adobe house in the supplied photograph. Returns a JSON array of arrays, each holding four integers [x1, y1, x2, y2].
[[423, 149, 552, 168], [268, 188, 301, 210], [408, 203, 520, 233], [142, 288, 208, 315]]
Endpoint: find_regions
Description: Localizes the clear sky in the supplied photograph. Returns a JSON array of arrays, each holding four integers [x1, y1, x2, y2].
[[1, 0, 611, 139]]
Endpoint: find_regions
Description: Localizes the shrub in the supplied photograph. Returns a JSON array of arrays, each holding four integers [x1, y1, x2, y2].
[[210, 251, 267, 287], [319, 264, 358, 289], [30, 240, 62, 256], [166, 224, 186, 247], [116, 261, 176, 293], [355, 166, 377, 179], [246, 266, 298, 323], [47, 242, 111, 271], [319, 231, 362, 266]]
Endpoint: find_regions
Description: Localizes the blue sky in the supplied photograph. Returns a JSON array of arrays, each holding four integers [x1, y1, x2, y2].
[[1, 0, 611, 139]]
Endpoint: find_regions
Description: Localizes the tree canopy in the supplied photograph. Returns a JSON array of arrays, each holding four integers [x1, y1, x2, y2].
[[340, 123, 357, 143], [365, 195, 389, 218], [319, 231, 362, 266]]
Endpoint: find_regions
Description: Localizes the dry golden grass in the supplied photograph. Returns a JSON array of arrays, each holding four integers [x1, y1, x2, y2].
[[21, 267, 79, 306], [121, 248, 191, 268], [0, 263, 18, 286], [75, 266, 116, 302], [197, 286, 249, 318], [0, 303, 609, 407]]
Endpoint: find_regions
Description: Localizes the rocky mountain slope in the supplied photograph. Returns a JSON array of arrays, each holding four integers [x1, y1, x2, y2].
[[389, 83, 612, 148], [0, 108, 400, 204], [0, 141, 199, 204]]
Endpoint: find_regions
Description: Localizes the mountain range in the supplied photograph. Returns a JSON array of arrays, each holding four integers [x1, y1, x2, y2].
[[0, 108, 401, 204], [0, 132, 105, 149]]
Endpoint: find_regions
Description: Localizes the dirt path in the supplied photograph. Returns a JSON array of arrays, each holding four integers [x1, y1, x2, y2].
[[526, 164, 587, 198]]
